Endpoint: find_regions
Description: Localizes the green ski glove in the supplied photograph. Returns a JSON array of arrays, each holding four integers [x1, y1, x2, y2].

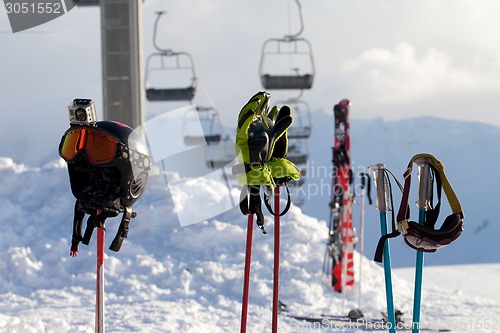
[[235, 91, 299, 186], [234, 91, 301, 234]]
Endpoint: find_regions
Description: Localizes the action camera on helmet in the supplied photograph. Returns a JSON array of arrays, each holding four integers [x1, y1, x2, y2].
[[68, 99, 97, 126]]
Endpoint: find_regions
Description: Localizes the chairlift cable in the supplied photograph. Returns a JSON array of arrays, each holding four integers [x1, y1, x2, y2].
[[156, 0, 189, 53], [284, 0, 304, 40], [164, 12, 191, 58], [286, 0, 305, 74], [197, 78, 218, 112]]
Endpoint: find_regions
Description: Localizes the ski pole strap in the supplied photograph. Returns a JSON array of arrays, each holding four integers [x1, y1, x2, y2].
[[373, 169, 403, 263], [239, 185, 267, 234], [109, 206, 134, 252], [264, 183, 292, 217], [82, 213, 108, 245], [71, 203, 86, 254], [82, 216, 95, 245], [396, 153, 463, 235], [424, 166, 441, 229], [360, 172, 373, 205], [374, 231, 400, 263]]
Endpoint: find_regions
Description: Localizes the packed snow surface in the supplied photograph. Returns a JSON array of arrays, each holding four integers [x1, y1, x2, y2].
[[0, 152, 499, 332]]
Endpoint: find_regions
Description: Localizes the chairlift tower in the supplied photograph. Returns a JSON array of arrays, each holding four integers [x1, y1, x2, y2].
[[81, 0, 144, 129], [102, 0, 144, 128]]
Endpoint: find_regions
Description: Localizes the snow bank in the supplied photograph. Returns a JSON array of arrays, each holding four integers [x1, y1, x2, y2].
[[0, 158, 498, 332]]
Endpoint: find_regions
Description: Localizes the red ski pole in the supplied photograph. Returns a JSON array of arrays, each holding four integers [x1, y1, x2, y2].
[[272, 187, 281, 333], [240, 214, 254, 333], [96, 226, 105, 333]]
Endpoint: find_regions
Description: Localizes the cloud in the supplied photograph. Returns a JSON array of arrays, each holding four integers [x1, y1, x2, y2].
[[340, 42, 500, 105]]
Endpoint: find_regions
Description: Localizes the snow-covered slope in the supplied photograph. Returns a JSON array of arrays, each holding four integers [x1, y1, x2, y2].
[[0, 155, 499, 332]]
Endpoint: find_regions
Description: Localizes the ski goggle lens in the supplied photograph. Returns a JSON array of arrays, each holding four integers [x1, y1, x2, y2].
[[59, 128, 119, 164]]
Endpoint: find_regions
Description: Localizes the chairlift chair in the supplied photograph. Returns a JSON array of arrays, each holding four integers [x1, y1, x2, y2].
[[183, 106, 222, 146], [259, 38, 315, 90], [287, 138, 309, 165], [258, 0, 315, 90], [277, 98, 312, 139], [145, 50, 197, 102], [205, 134, 239, 193], [205, 135, 237, 169], [145, 11, 198, 102]]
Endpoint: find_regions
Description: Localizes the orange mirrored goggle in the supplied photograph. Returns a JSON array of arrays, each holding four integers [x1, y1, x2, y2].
[[59, 127, 123, 165]]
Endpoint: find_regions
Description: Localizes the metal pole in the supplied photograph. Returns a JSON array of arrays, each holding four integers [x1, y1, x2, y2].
[[101, 0, 144, 129], [272, 187, 281, 333], [370, 164, 396, 333], [412, 158, 432, 333], [96, 227, 105, 333], [240, 214, 254, 333]]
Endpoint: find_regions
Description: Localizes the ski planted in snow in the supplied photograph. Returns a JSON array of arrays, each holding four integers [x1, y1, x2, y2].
[[322, 99, 355, 293]]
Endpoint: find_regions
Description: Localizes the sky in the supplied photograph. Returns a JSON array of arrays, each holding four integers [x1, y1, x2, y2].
[[1, 0, 500, 165]]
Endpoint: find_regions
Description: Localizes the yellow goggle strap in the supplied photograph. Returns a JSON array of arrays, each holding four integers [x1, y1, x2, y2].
[[397, 153, 464, 234]]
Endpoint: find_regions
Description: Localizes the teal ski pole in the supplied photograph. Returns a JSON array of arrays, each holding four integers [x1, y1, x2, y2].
[[412, 157, 433, 333], [370, 164, 396, 333]]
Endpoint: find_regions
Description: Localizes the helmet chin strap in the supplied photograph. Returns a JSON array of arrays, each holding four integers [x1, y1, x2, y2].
[[70, 202, 85, 257], [70, 201, 136, 256], [109, 206, 135, 252]]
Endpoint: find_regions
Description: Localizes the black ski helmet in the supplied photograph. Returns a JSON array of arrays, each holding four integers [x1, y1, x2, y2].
[[59, 119, 151, 254], [64, 121, 150, 212]]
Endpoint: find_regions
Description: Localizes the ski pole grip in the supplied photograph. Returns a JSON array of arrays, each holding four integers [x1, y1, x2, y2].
[[414, 157, 432, 211], [369, 163, 390, 212]]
